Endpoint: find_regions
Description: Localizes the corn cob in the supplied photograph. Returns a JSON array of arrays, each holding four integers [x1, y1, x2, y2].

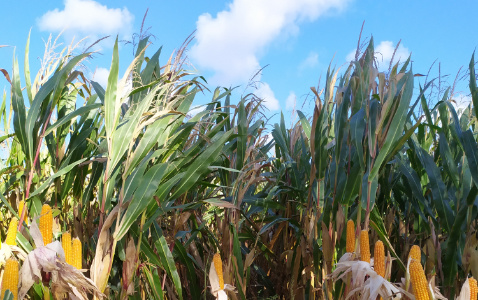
[[43, 287, 51, 300], [18, 200, 28, 225], [346, 220, 355, 253], [72, 237, 82, 269], [409, 244, 421, 263], [62, 232, 72, 265], [470, 277, 477, 300], [39, 204, 53, 245], [1, 258, 19, 300], [360, 230, 370, 263], [5, 217, 18, 246], [213, 253, 224, 290], [409, 259, 430, 300], [374, 240, 385, 277]]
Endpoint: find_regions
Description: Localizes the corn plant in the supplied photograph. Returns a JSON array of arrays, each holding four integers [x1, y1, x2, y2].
[[0, 31, 478, 300]]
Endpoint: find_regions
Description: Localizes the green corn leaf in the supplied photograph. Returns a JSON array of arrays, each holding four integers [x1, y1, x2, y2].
[[24, 29, 33, 104], [11, 55, 28, 160], [370, 70, 413, 180], [297, 110, 311, 140], [44, 103, 101, 136], [170, 130, 233, 199], [28, 157, 87, 199], [115, 163, 167, 240], [174, 242, 200, 300], [104, 37, 120, 140], [143, 267, 164, 300], [153, 224, 183, 300]]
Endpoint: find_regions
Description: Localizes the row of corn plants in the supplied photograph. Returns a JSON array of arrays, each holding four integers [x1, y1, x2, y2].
[[0, 32, 477, 299]]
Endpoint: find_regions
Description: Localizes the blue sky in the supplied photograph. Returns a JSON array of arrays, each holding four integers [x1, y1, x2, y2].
[[1, 0, 477, 126]]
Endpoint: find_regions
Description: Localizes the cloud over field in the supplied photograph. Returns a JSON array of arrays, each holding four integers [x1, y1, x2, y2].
[[286, 92, 297, 110], [299, 52, 319, 71], [37, 0, 133, 40], [190, 0, 350, 110]]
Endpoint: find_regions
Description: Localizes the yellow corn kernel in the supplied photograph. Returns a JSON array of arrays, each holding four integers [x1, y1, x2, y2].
[[39, 204, 53, 245], [360, 230, 370, 263], [43, 287, 51, 300], [409, 259, 430, 300], [5, 217, 18, 246], [374, 240, 385, 277], [62, 232, 72, 265], [18, 200, 28, 225], [409, 244, 421, 263], [346, 220, 355, 253], [1, 258, 19, 300], [470, 277, 477, 300], [72, 237, 82, 269], [213, 253, 224, 290]]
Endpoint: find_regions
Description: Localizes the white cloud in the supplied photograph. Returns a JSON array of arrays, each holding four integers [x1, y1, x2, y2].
[[256, 83, 280, 111], [453, 94, 472, 114], [346, 41, 410, 71], [299, 52, 319, 71], [286, 92, 297, 110], [191, 0, 350, 86], [37, 0, 134, 40], [93, 67, 110, 88], [188, 105, 205, 118]]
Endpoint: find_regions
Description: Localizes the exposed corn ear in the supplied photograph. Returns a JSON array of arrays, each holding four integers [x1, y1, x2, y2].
[[62, 232, 72, 265], [213, 253, 224, 290], [409, 259, 430, 300], [346, 220, 355, 253], [360, 230, 370, 263], [470, 277, 477, 300], [18, 200, 28, 225], [409, 245, 421, 263], [5, 217, 18, 246], [39, 204, 53, 245], [72, 237, 82, 269], [374, 240, 385, 277], [1, 258, 19, 300], [43, 286, 51, 300]]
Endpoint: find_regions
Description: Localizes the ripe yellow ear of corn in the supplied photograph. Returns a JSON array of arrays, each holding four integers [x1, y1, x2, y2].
[[213, 253, 224, 290], [409, 259, 430, 300], [1, 258, 19, 300], [18, 200, 28, 225], [346, 220, 355, 253], [470, 277, 477, 300], [360, 230, 370, 263], [62, 232, 72, 265], [43, 287, 51, 300], [39, 204, 53, 245], [72, 237, 82, 269], [409, 245, 421, 263], [5, 217, 18, 246], [374, 240, 385, 277]]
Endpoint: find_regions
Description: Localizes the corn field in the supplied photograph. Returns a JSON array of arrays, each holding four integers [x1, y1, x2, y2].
[[0, 33, 477, 300]]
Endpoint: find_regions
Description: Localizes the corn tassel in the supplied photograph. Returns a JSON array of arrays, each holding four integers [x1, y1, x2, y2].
[[409, 244, 421, 263], [5, 217, 18, 246], [360, 230, 370, 263], [39, 204, 53, 245], [374, 240, 385, 277], [346, 220, 355, 253], [213, 253, 224, 290], [62, 232, 72, 265], [18, 200, 28, 225], [409, 259, 430, 300], [72, 237, 82, 269], [470, 277, 477, 300], [1, 258, 19, 300]]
